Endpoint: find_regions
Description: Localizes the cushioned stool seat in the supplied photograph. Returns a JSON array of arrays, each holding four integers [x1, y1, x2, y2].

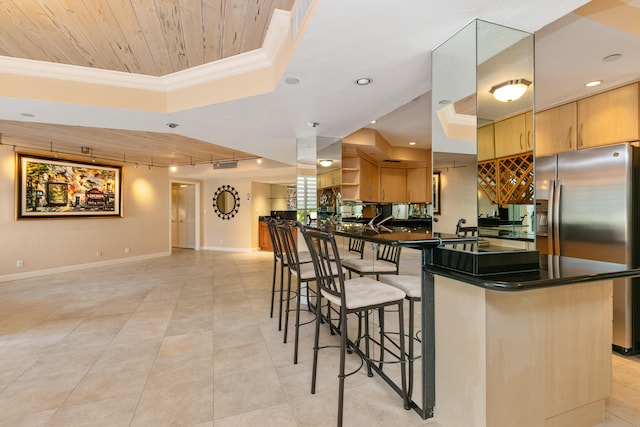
[[341, 242, 401, 279], [379, 275, 421, 298], [379, 274, 422, 402]]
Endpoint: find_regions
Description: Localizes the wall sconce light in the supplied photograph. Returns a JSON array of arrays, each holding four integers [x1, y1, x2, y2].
[[319, 159, 333, 167], [490, 79, 531, 102]]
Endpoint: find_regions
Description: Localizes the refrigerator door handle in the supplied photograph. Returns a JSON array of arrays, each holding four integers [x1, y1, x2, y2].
[[547, 180, 556, 256], [553, 180, 563, 256]]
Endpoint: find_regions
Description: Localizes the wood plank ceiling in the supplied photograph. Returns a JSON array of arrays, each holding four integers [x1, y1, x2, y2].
[[0, 0, 295, 167]]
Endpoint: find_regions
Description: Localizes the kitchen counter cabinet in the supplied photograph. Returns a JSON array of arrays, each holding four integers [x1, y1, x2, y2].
[[536, 102, 577, 157], [259, 219, 297, 251], [380, 166, 407, 202], [406, 167, 428, 202], [328, 223, 640, 424], [426, 252, 640, 427], [434, 274, 611, 427], [258, 220, 272, 251], [578, 82, 639, 149]]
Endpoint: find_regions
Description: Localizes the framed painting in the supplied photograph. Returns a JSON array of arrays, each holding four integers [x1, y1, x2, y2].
[[432, 172, 441, 215], [16, 154, 122, 219]]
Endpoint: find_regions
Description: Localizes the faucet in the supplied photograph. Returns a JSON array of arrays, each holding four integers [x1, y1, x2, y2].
[[366, 214, 393, 232]]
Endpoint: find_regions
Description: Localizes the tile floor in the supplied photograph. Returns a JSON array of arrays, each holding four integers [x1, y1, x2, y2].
[[0, 248, 639, 426]]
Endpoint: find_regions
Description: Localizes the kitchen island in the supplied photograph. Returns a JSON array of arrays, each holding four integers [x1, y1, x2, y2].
[[326, 222, 640, 426], [427, 251, 632, 427]]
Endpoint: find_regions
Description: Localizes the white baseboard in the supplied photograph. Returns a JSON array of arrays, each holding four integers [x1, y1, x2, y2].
[[0, 251, 171, 283], [201, 246, 252, 253]]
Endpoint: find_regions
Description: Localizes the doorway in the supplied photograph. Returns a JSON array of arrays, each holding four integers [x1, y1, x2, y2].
[[171, 182, 199, 249]]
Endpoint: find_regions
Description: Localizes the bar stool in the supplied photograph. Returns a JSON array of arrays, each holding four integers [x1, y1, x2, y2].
[[302, 226, 409, 426], [378, 274, 422, 402], [266, 218, 311, 331], [276, 220, 319, 364], [341, 242, 401, 279], [340, 237, 365, 260]]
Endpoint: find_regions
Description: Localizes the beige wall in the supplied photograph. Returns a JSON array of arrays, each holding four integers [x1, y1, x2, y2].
[[0, 145, 170, 281], [202, 179, 291, 252], [433, 164, 478, 234], [203, 178, 255, 251]]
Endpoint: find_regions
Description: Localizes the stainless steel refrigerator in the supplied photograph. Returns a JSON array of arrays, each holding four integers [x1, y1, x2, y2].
[[535, 143, 640, 354]]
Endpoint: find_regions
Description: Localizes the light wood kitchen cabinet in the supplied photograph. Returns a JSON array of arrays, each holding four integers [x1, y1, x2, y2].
[[259, 220, 272, 251], [577, 82, 639, 149], [380, 167, 407, 202], [341, 154, 378, 201], [317, 169, 341, 189], [494, 113, 529, 158], [406, 167, 427, 202], [478, 123, 495, 161], [536, 83, 639, 157], [360, 157, 379, 201], [525, 110, 533, 151], [535, 102, 578, 157]]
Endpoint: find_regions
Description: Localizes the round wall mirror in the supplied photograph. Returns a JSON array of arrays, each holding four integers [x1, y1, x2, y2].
[[213, 185, 240, 220]]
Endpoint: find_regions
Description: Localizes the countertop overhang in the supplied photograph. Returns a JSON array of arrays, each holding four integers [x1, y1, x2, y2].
[[310, 222, 640, 292], [427, 253, 640, 291]]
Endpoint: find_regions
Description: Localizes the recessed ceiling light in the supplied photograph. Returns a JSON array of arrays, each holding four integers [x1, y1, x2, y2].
[[585, 80, 602, 87], [167, 123, 179, 128], [370, 120, 377, 124], [355, 77, 372, 86], [603, 53, 622, 62], [409, 141, 417, 146], [285, 77, 300, 84], [20, 112, 35, 117], [438, 100, 451, 105]]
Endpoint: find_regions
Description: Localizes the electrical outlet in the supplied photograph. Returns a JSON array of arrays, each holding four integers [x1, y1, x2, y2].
[[16, 260, 23, 268], [124, 248, 130, 255]]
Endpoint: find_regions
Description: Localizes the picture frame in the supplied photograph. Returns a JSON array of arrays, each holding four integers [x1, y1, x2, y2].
[[16, 154, 122, 219], [432, 172, 441, 215]]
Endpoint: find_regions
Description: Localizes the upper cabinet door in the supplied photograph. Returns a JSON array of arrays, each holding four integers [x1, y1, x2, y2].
[[406, 167, 427, 202], [525, 110, 534, 151], [478, 124, 495, 161], [380, 167, 407, 202], [577, 83, 639, 149], [535, 102, 577, 157], [360, 157, 379, 202], [494, 113, 528, 157]]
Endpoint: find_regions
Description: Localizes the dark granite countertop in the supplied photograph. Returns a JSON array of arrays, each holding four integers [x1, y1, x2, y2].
[[310, 221, 640, 292], [478, 227, 534, 242], [327, 222, 469, 247], [427, 249, 640, 292], [326, 222, 640, 291]]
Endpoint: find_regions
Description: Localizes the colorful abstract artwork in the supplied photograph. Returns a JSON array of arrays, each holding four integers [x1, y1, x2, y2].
[[17, 154, 122, 218]]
